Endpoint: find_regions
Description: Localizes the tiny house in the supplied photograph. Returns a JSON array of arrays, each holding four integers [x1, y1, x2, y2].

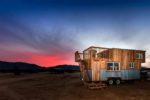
[[75, 46, 146, 85]]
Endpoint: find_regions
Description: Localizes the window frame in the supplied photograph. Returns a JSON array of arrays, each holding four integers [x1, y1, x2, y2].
[[107, 62, 120, 71], [129, 62, 135, 69], [136, 53, 143, 59]]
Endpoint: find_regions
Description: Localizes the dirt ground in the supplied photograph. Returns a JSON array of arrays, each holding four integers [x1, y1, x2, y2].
[[0, 72, 149, 100]]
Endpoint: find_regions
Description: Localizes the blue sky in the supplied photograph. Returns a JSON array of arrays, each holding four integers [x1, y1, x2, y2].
[[0, 0, 150, 66]]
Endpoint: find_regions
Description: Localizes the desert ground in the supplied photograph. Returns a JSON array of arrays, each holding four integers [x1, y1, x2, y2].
[[0, 72, 149, 100]]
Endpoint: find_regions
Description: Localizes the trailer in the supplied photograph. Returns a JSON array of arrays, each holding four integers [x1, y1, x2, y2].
[[75, 46, 146, 87]]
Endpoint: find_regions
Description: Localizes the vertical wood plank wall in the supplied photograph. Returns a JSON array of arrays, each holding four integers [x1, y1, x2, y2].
[[81, 47, 145, 81], [83, 47, 145, 71]]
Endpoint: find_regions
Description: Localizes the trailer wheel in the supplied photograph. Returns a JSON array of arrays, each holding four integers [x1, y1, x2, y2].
[[116, 79, 121, 85], [108, 79, 114, 85]]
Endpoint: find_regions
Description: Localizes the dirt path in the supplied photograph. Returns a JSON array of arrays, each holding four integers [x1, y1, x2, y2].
[[0, 73, 49, 100], [0, 86, 25, 100], [0, 73, 48, 85]]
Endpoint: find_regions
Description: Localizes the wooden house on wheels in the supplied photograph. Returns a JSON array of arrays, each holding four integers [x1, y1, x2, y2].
[[75, 46, 146, 85]]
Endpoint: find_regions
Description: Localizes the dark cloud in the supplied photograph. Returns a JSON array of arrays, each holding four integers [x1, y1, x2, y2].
[[0, 15, 80, 56], [1, 0, 150, 14]]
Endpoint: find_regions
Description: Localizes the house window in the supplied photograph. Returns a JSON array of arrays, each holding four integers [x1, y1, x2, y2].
[[97, 50, 108, 58], [107, 62, 120, 71], [136, 53, 143, 59], [114, 63, 119, 70], [107, 63, 113, 70], [129, 62, 135, 68]]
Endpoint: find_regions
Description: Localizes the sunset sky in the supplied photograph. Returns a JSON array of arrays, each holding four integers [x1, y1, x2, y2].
[[0, 0, 150, 67]]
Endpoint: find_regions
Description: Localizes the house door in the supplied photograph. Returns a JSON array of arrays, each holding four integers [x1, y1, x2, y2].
[[92, 61, 100, 81]]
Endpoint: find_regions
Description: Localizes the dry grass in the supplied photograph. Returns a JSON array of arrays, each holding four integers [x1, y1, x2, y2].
[[0, 72, 149, 100]]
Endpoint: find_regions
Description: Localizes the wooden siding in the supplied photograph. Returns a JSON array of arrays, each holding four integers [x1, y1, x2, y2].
[[76, 46, 146, 81]]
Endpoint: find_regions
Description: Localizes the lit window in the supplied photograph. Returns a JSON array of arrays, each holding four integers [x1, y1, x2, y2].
[[136, 53, 143, 59], [107, 62, 120, 71], [129, 62, 135, 68]]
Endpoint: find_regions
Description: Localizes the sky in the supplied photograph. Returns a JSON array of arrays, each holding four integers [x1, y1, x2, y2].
[[0, 0, 150, 67]]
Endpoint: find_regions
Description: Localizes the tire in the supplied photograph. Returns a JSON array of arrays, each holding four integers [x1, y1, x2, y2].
[[116, 79, 121, 85], [108, 79, 114, 85]]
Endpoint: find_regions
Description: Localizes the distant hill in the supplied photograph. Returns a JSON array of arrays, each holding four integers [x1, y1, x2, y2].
[[49, 65, 79, 71], [0, 61, 45, 72], [47, 65, 80, 73], [0, 61, 79, 73]]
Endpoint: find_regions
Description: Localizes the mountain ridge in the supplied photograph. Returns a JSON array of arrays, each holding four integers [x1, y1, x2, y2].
[[0, 61, 79, 72]]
